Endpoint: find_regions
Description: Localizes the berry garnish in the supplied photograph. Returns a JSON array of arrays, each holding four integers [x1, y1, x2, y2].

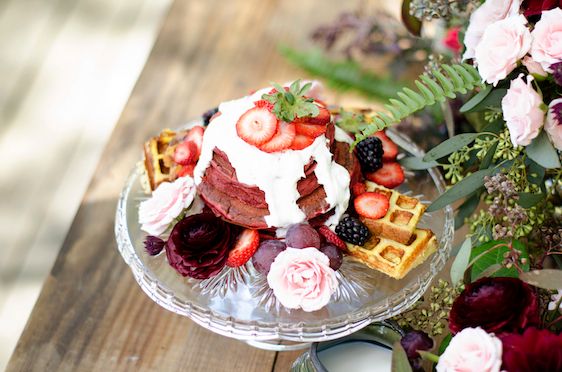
[[226, 229, 260, 267], [202, 107, 218, 126], [365, 162, 405, 189], [289, 134, 316, 150], [187, 125, 205, 152], [236, 107, 278, 146], [294, 122, 327, 137], [351, 182, 367, 197], [254, 99, 274, 110], [144, 236, 165, 256], [293, 105, 331, 126], [319, 244, 343, 270], [252, 240, 287, 275], [286, 223, 321, 249], [372, 131, 399, 161], [317, 226, 347, 251], [335, 216, 371, 246], [261, 80, 320, 123], [176, 164, 196, 177], [356, 137, 383, 173], [354, 192, 390, 220], [173, 141, 199, 165], [258, 122, 296, 153]]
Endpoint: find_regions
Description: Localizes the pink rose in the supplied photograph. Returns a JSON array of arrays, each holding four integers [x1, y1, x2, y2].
[[437, 327, 502, 372], [139, 176, 196, 236], [267, 247, 337, 312], [530, 8, 562, 72], [463, 0, 521, 60], [502, 74, 544, 146], [522, 56, 548, 77], [475, 15, 532, 86], [545, 98, 562, 150]]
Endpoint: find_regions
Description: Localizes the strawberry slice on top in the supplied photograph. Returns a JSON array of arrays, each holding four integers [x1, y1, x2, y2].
[[294, 122, 327, 138], [365, 162, 405, 189], [258, 122, 296, 153], [236, 107, 278, 146], [289, 133, 315, 150], [354, 192, 390, 220]]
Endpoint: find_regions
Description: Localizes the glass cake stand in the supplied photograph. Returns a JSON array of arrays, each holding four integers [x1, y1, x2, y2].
[[114, 121, 454, 351]]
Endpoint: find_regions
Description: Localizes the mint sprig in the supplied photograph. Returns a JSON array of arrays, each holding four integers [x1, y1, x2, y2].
[[262, 80, 320, 122]]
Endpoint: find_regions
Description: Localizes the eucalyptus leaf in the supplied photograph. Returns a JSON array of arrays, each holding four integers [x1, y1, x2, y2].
[[400, 156, 439, 170], [401, 0, 422, 36], [480, 141, 498, 170], [520, 269, 562, 290], [473, 263, 503, 280], [451, 238, 472, 285], [438, 334, 452, 355], [454, 192, 480, 230], [527, 131, 561, 169], [423, 133, 481, 162], [392, 341, 413, 372], [518, 192, 545, 208], [526, 157, 546, 186], [460, 85, 492, 113], [470, 240, 529, 281], [461, 88, 507, 113], [427, 167, 495, 212]]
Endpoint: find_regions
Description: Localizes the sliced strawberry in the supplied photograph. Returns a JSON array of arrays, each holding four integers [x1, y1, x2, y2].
[[254, 99, 274, 110], [187, 125, 205, 152], [176, 163, 195, 177], [226, 229, 260, 267], [236, 107, 278, 146], [351, 182, 367, 197], [289, 134, 315, 150], [318, 226, 347, 251], [258, 122, 296, 153], [173, 141, 199, 165], [294, 122, 327, 137], [372, 131, 399, 161], [365, 162, 405, 189], [354, 192, 390, 219]]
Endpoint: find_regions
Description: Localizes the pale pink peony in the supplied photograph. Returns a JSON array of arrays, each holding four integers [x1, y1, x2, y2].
[[502, 74, 544, 146], [475, 15, 532, 86], [530, 8, 562, 72], [139, 176, 196, 236], [436, 327, 503, 372], [463, 0, 521, 60], [545, 98, 562, 150], [267, 247, 337, 312], [522, 56, 548, 77]]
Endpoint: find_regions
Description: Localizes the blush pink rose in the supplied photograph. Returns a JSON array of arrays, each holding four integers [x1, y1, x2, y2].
[[138, 176, 196, 236], [502, 74, 545, 146], [545, 98, 562, 150], [522, 56, 548, 77], [267, 247, 337, 312], [463, 0, 521, 60], [475, 15, 532, 86], [530, 8, 562, 72], [436, 327, 503, 372]]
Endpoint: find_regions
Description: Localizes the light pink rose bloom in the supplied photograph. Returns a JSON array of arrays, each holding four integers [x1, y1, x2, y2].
[[522, 56, 547, 77], [463, 0, 521, 60], [475, 15, 532, 86], [267, 247, 337, 312], [530, 8, 562, 72], [139, 176, 196, 236], [436, 327, 502, 372], [502, 74, 544, 146], [545, 98, 562, 150]]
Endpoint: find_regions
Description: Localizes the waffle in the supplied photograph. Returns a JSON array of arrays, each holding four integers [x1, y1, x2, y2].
[[143, 129, 188, 191], [360, 182, 427, 244], [347, 228, 437, 279]]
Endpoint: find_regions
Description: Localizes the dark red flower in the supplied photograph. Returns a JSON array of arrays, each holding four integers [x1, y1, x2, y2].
[[522, 0, 562, 17], [144, 235, 165, 256], [500, 328, 562, 372], [443, 27, 462, 54], [166, 213, 236, 279], [552, 62, 562, 87], [400, 330, 434, 371], [448, 277, 540, 334]]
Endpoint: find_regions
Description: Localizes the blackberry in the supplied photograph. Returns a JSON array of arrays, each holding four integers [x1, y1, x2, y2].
[[356, 137, 383, 172], [335, 216, 371, 246], [202, 107, 219, 126]]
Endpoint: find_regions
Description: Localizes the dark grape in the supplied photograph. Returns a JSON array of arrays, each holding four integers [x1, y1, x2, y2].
[[319, 244, 343, 271], [286, 223, 321, 249], [252, 240, 287, 275]]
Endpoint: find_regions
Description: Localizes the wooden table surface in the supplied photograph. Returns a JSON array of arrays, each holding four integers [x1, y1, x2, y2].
[[6, 0, 394, 371]]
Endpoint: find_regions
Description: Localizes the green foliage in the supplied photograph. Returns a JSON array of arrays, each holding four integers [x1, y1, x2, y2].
[[355, 63, 484, 145], [262, 80, 318, 122], [469, 240, 529, 281], [335, 109, 369, 134]]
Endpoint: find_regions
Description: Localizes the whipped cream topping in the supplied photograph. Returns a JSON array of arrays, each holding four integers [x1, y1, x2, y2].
[[194, 87, 350, 228]]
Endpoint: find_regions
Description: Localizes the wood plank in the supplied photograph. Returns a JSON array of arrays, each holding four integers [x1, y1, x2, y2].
[[6, 0, 398, 370]]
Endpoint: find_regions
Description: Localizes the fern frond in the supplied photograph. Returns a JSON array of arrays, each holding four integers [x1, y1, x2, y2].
[[354, 63, 484, 145]]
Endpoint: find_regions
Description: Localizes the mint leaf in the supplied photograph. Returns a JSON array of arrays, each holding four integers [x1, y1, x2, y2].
[[262, 80, 320, 122]]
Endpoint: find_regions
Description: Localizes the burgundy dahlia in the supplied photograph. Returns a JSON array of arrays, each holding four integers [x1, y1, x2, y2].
[[448, 277, 540, 335], [500, 328, 562, 372], [144, 235, 165, 256], [166, 213, 235, 279], [522, 0, 562, 17], [400, 330, 434, 372], [552, 62, 562, 87]]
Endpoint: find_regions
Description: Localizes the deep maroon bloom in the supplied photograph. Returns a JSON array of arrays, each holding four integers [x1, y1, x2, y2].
[[552, 62, 562, 87], [144, 235, 165, 256], [448, 277, 540, 334], [553, 101, 562, 125], [522, 0, 562, 17], [500, 328, 562, 372], [166, 213, 235, 279], [400, 331, 434, 371]]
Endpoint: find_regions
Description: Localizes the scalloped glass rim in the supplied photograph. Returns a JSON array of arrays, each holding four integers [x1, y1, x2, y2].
[[115, 124, 454, 343]]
